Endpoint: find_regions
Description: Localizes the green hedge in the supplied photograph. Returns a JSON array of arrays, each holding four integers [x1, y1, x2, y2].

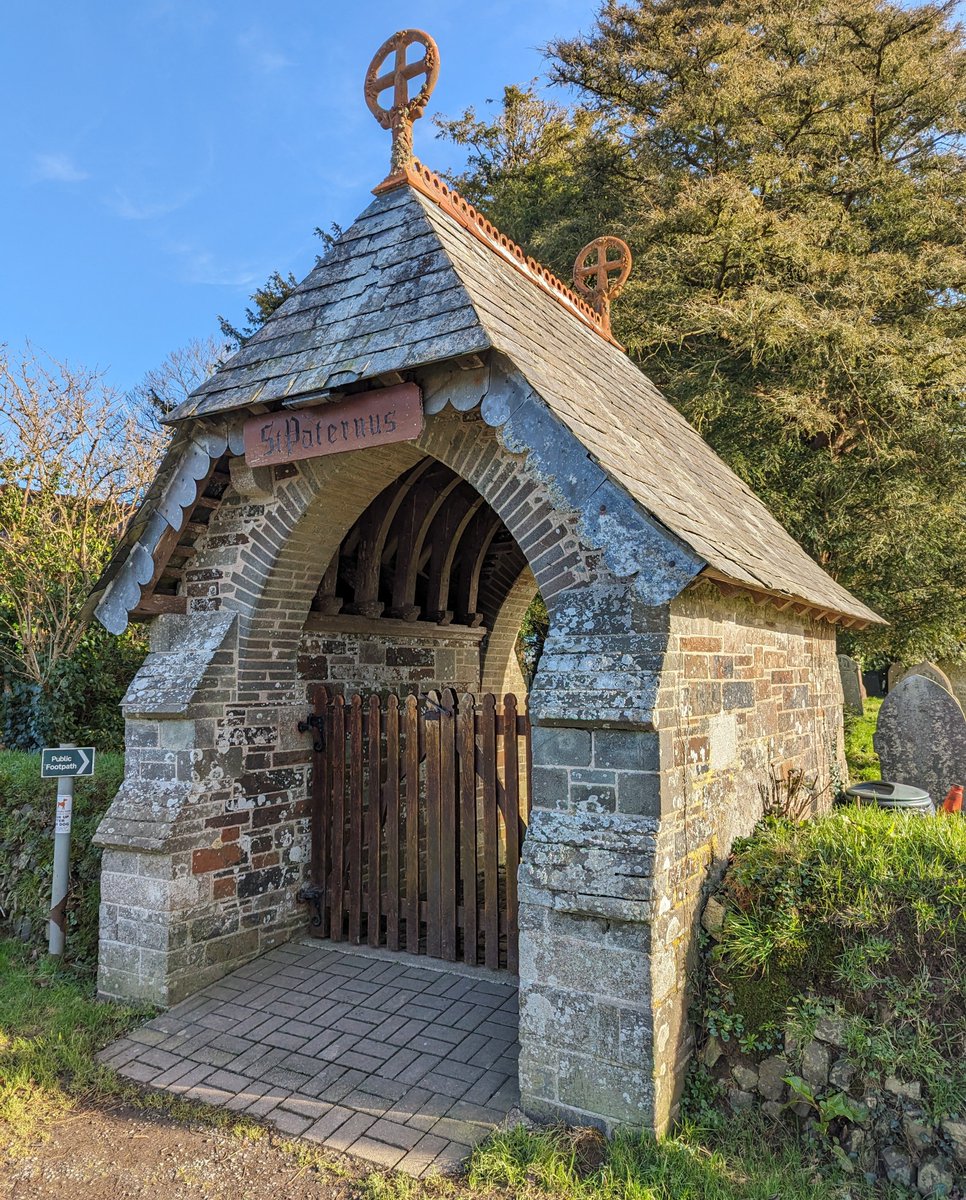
[[0, 751, 124, 970], [701, 806, 966, 1117]]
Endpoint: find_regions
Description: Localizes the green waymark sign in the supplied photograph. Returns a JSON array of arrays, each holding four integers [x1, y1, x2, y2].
[[40, 747, 95, 778]]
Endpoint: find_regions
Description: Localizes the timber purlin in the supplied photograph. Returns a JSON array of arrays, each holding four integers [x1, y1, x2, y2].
[[303, 684, 530, 971]]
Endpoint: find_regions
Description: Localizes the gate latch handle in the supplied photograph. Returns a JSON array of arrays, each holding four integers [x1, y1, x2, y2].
[[298, 712, 325, 753], [296, 883, 324, 927]]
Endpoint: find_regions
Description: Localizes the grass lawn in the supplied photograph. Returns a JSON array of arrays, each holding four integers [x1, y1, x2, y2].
[[0, 938, 265, 1153], [0, 939, 876, 1198], [844, 697, 882, 782]]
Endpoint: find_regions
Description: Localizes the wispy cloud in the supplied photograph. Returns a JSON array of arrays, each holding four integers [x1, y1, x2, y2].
[[237, 27, 292, 74], [167, 239, 264, 288], [32, 152, 88, 183], [108, 188, 196, 221]]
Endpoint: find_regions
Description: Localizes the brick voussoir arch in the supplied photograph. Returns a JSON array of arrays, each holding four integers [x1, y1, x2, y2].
[[232, 408, 602, 690]]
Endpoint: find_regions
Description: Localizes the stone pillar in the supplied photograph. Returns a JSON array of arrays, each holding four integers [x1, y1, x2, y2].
[[94, 610, 294, 1005], [518, 725, 665, 1130]]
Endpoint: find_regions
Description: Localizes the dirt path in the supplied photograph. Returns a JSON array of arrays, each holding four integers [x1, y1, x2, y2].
[[0, 1103, 374, 1200]]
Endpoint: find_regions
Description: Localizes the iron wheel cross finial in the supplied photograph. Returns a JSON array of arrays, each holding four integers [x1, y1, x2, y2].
[[365, 30, 440, 177], [572, 236, 633, 337]]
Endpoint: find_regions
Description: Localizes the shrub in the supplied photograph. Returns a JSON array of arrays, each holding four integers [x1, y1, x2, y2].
[[0, 627, 145, 753], [702, 807, 966, 1117], [0, 751, 124, 970]]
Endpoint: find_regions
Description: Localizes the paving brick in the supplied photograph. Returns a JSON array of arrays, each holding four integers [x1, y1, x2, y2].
[[461, 1069, 512, 1105], [128, 1028, 166, 1047], [408, 1034, 460, 1056], [224, 1081, 273, 1112], [349, 1137, 407, 1168], [435, 1058, 485, 1085], [187, 1045, 235, 1069], [210, 1033, 257, 1055], [333, 1049, 386, 1074], [452, 1007, 492, 1032], [196, 1012, 239, 1033], [340, 1088, 395, 1118], [165, 1062, 211, 1094], [204, 1069, 256, 1092], [431, 1115, 492, 1146], [308, 1066, 368, 1103], [384, 1017, 426, 1047], [303, 1105, 355, 1144], [334, 1016, 380, 1037], [261, 1029, 311, 1052], [184, 1082, 234, 1105], [268, 1107, 314, 1136], [418, 1024, 466, 1047], [244, 1088, 290, 1118], [467, 1039, 515, 1069], [393, 1053, 441, 1087], [396, 1133, 451, 1178], [97, 1040, 141, 1067], [447, 1033, 490, 1064], [99, 942, 521, 1167], [150, 1060, 203, 1089], [258, 1066, 314, 1090], [302, 1062, 348, 1096], [447, 1098, 507, 1126], [374, 1046, 421, 1080], [424, 1139, 472, 1176], [417, 1071, 474, 1100], [116, 1057, 161, 1087], [322, 1110, 376, 1153], [275, 1018, 321, 1039], [279, 1094, 332, 1120], [279, 1051, 331, 1076], [400, 1090, 455, 1130]]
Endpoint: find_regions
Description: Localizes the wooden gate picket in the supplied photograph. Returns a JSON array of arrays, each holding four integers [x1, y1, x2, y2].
[[305, 685, 530, 970]]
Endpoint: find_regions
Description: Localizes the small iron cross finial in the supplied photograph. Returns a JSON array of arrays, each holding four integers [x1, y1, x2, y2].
[[572, 236, 633, 337], [365, 29, 440, 178]]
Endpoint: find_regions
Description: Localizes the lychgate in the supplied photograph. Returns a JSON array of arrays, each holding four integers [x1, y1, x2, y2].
[[86, 28, 880, 1136]]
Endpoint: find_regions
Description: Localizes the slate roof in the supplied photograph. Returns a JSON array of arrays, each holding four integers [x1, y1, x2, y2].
[[160, 167, 879, 626]]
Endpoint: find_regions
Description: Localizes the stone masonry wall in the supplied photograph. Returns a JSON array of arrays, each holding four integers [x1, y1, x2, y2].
[[517, 582, 845, 1135], [297, 617, 484, 697], [648, 581, 845, 1128]]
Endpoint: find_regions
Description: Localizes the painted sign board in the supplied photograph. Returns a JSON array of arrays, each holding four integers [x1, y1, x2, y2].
[[40, 747, 95, 778], [244, 383, 423, 468]]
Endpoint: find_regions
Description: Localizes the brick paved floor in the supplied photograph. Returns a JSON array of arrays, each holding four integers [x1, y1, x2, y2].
[[99, 939, 520, 1177]]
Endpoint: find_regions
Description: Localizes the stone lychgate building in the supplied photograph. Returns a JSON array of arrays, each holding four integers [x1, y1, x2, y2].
[[86, 31, 879, 1136]]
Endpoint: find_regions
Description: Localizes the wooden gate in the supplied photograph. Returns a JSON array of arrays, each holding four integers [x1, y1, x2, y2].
[[300, 687, 531, 971]]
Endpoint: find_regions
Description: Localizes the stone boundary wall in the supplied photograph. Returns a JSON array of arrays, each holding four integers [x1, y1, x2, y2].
[[707, 1018, 966, 1193]]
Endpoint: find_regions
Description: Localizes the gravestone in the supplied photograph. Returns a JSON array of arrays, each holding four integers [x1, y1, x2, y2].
[[887, 661, 954, 697], [837, 654, 866, 715], [938, 660, 966, 714], [874, 674, 966, 802], [863, 669, 886, 698]]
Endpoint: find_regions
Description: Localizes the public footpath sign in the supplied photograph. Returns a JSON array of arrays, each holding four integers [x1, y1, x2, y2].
[[41, 747, 95, 778], [42, 745, 95, 956]]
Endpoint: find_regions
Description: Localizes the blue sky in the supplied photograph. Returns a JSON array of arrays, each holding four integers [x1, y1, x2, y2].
[[1, 2, 591, 395]]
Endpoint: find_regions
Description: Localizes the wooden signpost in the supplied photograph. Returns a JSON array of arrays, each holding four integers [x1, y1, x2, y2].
[[243, 383, 423, 468]]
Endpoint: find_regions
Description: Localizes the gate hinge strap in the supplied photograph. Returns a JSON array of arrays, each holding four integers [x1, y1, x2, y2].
[[297, 712, 325, 753]]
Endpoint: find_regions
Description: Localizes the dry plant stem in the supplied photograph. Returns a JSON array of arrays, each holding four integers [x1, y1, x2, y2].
[[759, 767, 829, 821]]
